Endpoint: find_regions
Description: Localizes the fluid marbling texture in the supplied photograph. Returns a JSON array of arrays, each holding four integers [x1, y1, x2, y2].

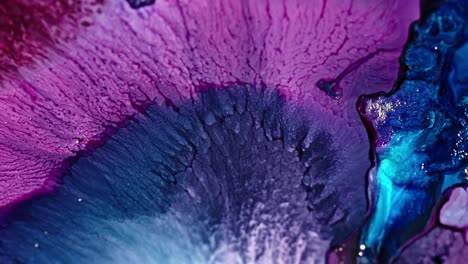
[[3, 0, 467, 263], [0, 0, 418, 216], [357, 0, 468, 263], [0, 86, 370, 263]]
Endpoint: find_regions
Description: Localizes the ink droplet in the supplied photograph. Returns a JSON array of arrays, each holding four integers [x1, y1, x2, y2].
[[316, 78, 343, 99], [316, 49, 393, 100], [126, 0, 155, 9]]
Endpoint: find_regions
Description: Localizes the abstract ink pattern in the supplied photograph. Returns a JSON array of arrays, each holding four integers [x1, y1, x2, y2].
[[0, 86, 370, 263], [357, 1, 468, 262], [0, 0, 466, 263]]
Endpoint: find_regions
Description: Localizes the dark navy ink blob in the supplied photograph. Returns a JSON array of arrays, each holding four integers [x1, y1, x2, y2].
[[355, 1, 468, 263], [315, 79, 343, 100], [315, 49, 390, 100], [448, 41, 468, 103], [0, 86, 368, 263], [126, 0, 155, 9]]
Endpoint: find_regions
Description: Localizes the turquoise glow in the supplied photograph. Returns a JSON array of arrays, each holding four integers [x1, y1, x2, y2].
[[362, 130, 429, 251], [361, 126, 466, 260], [358, 3, 468, 262]]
